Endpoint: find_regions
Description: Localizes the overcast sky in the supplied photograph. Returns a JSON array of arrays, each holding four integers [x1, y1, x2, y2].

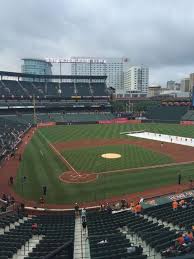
[[1, 0, 194, 86]]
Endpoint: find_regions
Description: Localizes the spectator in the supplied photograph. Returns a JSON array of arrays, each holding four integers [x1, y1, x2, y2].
[[190, 198, 194, 206], [121, 199, 126, 209], [2, 193, 7, 201], [183, 233, 192, 244], [115, 202, 120, 210], [81, 208, 86, 222], [175, 233, 184, 247], [42, 185, 47, 196], [187, 231, 193, 241], [182, 201, 188, 209], [130, 201, 135, 212], [172, 200, 178, 211], [31, 223, 38, 233], [74, 203, 79, 217], [20, 203, 25, 213], [135, 203, 142, 215], [10, 196, 15, 204], [179, 199, 185, 207], [9, 176, 14, 185], [39, 196, 45, 206], [106, 203, 112, 214], [82, 219, 87, 235], [100, 204, 105, 212]]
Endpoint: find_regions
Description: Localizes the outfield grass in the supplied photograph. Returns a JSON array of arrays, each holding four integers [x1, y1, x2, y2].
[[14, 123, 194, 205], [39, 123, 194, 143], [61, 144, 173, 173]]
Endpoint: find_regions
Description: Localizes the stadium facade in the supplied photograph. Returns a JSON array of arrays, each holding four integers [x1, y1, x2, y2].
[[21, 58, 52, 77]]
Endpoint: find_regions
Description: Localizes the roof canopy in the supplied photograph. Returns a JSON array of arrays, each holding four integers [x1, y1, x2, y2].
[[0, 71, 107, 80]]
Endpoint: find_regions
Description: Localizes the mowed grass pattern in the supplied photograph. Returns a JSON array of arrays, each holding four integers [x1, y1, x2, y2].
[[13, 123, 194, 204], [62, 144, 173, 173], [39, 123, 194, 143]]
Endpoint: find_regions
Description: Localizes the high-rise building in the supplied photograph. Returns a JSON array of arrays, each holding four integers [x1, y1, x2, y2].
[[71, 57, 129, 91], [124, 65, 149, 94], [189, 73, 194, 92], [21, 58, 52, 76], [148, 85, 161, 97], [180, 78, 190, 92], [166, 80, 176, 90]]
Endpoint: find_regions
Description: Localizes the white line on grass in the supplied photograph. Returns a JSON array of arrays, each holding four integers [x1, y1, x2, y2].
[[38, 130, 81, 176]]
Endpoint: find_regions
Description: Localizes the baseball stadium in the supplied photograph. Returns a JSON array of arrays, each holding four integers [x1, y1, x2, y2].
[[1, 69, 194, 259]]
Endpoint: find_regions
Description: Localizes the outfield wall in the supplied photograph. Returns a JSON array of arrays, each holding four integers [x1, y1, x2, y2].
[[98, 118, 141, 124], [180, 121, 194, 125], [37, 122, 56, 127]]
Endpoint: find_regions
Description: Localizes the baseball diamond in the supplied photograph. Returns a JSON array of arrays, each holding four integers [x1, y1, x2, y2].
[[0, 122, 193, 207]]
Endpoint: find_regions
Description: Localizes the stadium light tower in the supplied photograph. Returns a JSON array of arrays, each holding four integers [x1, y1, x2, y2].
[[45, 58, 107, 93], [45, 58, 106, 77]]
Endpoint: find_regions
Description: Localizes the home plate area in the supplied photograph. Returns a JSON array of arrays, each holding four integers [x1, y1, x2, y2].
[[59, 171, 97, 184], [127, 131, 194, 147]]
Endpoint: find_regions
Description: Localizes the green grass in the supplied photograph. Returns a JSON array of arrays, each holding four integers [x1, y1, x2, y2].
[[13, 123, 194, 205], [61, 144, 173, 173], [39, 123, 194, 143]]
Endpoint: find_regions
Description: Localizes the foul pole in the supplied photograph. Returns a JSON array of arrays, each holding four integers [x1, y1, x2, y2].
[[33, 95, 37, 125]]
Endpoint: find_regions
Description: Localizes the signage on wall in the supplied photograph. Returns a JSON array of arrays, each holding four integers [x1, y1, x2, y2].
[[45, 58, 106, 64]]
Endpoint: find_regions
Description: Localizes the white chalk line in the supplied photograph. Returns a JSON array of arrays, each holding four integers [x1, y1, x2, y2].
[[38, 130, 81, 177]]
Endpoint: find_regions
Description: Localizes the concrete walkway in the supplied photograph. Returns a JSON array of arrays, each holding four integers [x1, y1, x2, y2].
[[73, 216, 90, 259]]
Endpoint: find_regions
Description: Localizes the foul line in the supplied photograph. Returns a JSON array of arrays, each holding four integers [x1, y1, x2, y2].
[[38, 130, 81, 176], [37, 131, 194, 179], [98, 160, 194, 175]]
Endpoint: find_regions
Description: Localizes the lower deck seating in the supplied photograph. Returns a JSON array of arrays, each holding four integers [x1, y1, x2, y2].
[[146, 106, 188, 122], [0, 117, 29, 161], [0, 213, 23, 229], [144, 198, 194, 229], [25, 213, 75, 259], [181, 110, 194, 121], [87, 210, 147, 259], [0, 215, 32, 258]]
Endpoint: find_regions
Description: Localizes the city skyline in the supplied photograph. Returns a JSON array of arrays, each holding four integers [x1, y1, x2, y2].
[[1, 0, 194, 85], [18, 56, 194, 89]]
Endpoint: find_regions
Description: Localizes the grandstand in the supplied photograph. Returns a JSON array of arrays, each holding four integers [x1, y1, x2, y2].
[[1, 70, 194, 259], [0, 71, 109, 99], [0, 117, 30, 163], [1, 198, 194, 258], [181, 110, 194, 121], [0, 71, 112, 166], [145, 106, 188, 123]]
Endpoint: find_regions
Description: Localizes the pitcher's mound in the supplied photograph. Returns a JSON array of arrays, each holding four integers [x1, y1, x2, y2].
[[101, 153, 121, 159], [59, 171, 97, 184]]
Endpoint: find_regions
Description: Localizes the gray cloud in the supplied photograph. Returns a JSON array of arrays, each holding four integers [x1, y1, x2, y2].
[[0, 0, 194, 85]]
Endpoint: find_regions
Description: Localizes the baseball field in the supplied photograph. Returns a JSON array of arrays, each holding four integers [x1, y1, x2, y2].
[[12, 123, 194, 205]]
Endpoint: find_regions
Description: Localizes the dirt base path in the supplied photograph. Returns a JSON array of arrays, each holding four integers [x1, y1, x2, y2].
[[59, 171, 97, 183], [0, 129, 193, 209], [55, 138, 194, 182], [54, 138, 194, 163]]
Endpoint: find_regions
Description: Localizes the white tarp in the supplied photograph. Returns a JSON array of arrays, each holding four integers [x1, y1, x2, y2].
[[126, 131, 194, 147]]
